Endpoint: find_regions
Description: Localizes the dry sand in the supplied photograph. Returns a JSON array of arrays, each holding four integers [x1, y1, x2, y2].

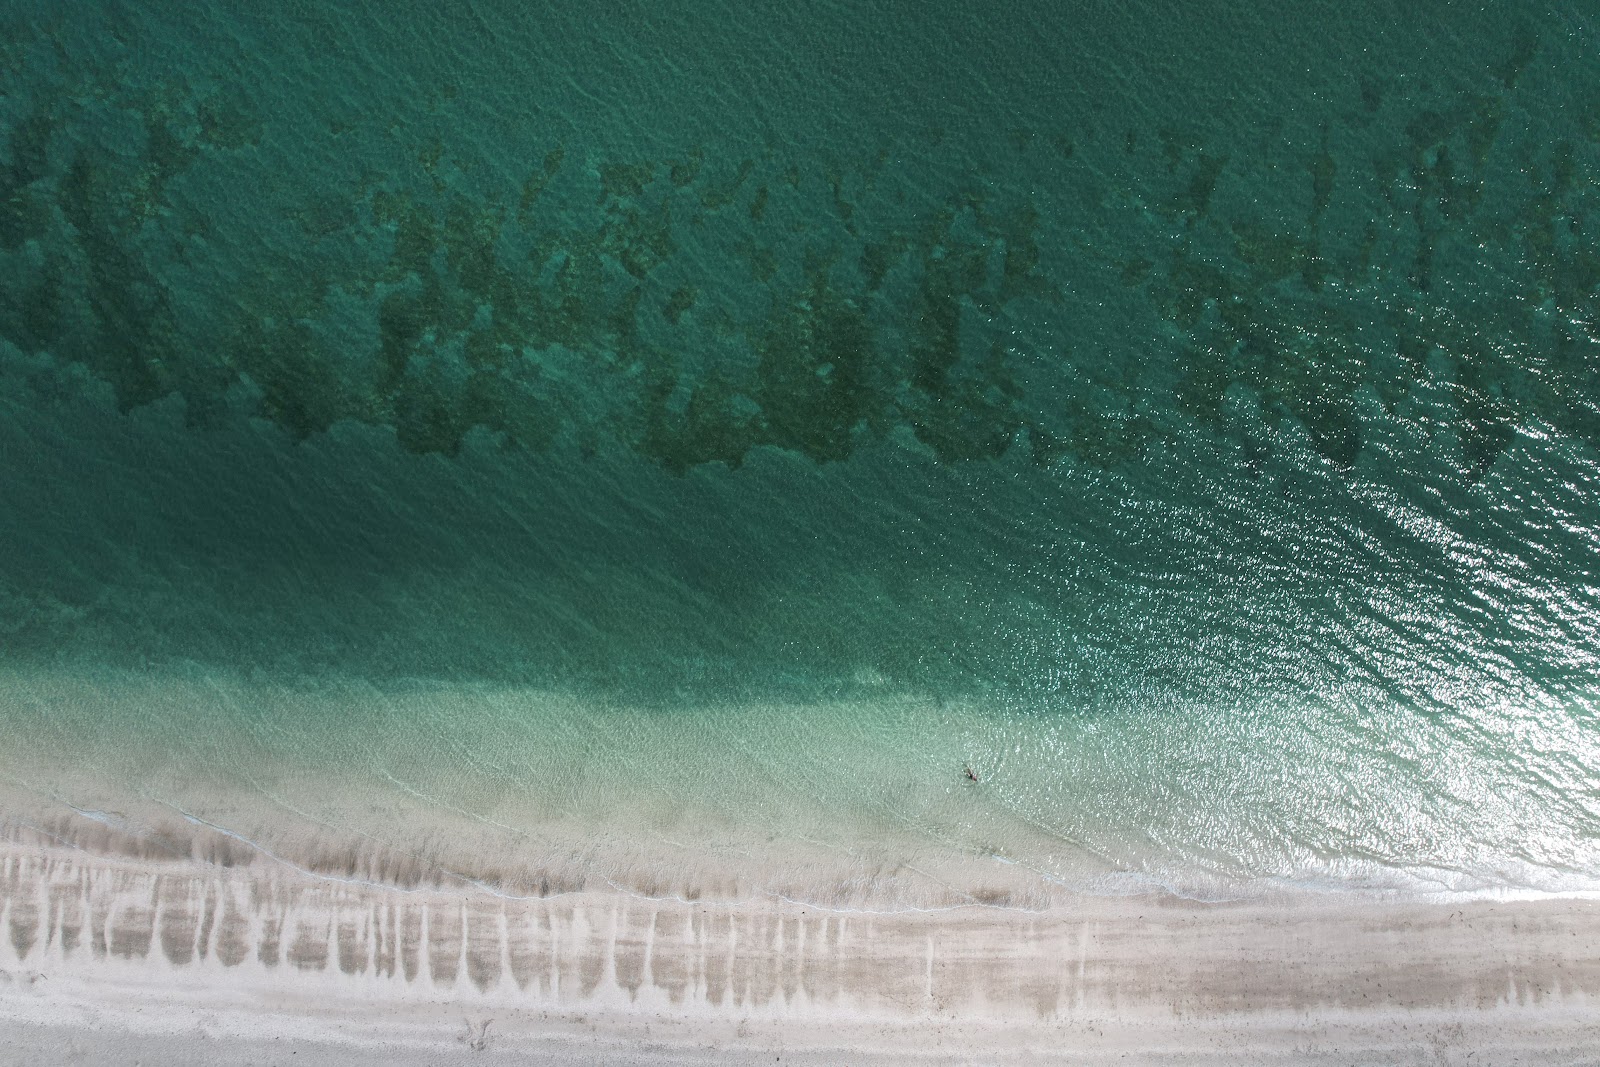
[[1, 824, 1597, 1066]]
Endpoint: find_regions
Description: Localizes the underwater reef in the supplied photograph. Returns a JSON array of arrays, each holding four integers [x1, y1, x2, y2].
[[1, 20, 1596, 481]]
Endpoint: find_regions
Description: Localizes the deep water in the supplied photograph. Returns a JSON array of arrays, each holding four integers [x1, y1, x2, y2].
[[1, 0, 1598, 899]]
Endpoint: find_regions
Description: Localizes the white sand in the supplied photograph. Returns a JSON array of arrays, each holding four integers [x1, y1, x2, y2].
[[1, 831, 1597, 1065]]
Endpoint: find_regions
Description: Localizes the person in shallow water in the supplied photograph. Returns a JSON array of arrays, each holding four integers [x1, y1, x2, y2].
[[964, 765, 979, 783]]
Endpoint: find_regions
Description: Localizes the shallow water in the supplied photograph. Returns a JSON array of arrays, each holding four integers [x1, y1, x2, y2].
[[1, 0, 1598, 903]]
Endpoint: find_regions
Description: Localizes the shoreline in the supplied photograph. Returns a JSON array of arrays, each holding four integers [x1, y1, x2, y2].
[[8, 665, 1599, 912], [2, 836, 1596, 1064]]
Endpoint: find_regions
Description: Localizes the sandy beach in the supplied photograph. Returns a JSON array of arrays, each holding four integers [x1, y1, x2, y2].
[[2, 678, 1597, 1064], [1, 825, 1596, 1066]]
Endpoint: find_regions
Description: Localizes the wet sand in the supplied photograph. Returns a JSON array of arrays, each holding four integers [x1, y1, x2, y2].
[[1, 829, 1597, 1065]]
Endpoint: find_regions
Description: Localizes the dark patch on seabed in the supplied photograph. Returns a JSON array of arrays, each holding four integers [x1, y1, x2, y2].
[[0, 5, 1594, 475]]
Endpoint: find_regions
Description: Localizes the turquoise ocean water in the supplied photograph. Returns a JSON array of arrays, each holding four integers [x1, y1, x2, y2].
[[1, 0, 1599, 902]]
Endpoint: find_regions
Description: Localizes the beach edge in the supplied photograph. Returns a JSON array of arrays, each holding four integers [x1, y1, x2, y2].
[[2, 839, 1596, 1065]]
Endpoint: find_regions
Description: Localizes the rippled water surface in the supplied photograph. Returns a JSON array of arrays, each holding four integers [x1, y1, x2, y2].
[[1, 0, 1598, 901]]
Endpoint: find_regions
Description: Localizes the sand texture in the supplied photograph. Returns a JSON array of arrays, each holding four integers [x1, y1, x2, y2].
[[1, 835, 1597, 1065]]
